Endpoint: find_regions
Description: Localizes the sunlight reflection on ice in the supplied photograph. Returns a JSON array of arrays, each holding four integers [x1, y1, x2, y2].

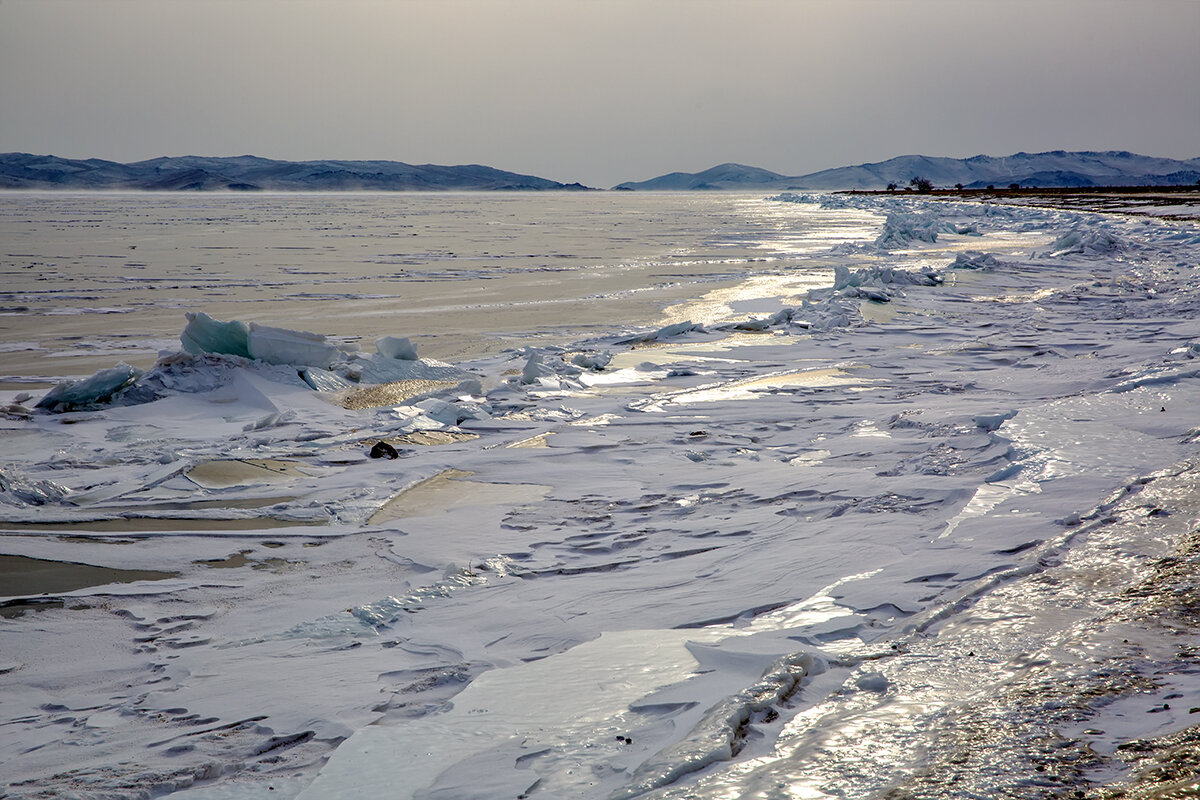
[[659, 367, 877, 406]]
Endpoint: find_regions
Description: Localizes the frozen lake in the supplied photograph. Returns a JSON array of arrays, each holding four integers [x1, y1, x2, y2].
[[0, 192, 877, 383], [3, 191, 1200, 799]]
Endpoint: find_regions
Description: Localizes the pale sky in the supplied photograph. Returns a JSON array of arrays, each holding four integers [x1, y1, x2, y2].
[[1, 0, 1197, 188]]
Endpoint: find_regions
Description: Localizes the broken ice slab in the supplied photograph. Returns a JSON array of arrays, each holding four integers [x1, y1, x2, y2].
[[1045, 227, 1125, 258], [180, 311, 252, 358], [177, 314, 475, 389], [570, 350, 612, 370], [375, 336, 418, 361], [0, 466, 72, 506], [354, 354, 474, 384], [181, 312, 343, 369], [367, 467, 549, 523], [296, 629, 726, 800], [520, 353, 544, 384], [300, 367, 353, 393], [949, 251, 1003, 270], [247, 322, 341, 369], [414, 397, 489, 427], [873, 211, 950, 249], [620, 320, 706, 345], [185, 459, 313, 489], [973, 410, 1017, 432], [65, 461, 187, 506], [833, 265, 941, 292], [388, 405, 456, 433], [34, 363, 143, 412]]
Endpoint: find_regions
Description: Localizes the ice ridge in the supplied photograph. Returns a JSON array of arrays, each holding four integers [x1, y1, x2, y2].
[[33, 313, 477, 413]]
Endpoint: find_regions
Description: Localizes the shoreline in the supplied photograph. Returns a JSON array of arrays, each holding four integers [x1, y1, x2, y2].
[[841, 185, 1200, 221]]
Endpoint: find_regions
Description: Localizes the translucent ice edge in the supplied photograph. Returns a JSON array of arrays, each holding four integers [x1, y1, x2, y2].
[[32, 312, 477, 413], [610, 652, 819, 800]]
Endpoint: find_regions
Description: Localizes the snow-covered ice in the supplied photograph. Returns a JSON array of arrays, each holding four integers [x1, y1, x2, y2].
[[3, 191, 1200, 799]]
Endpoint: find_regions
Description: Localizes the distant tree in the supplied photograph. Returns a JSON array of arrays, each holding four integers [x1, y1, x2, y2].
[[886, 183, 897, 192], [909, 176, 933, 193], [955, 183, 964, 191], [1009, 183, 1020, 190], [987, 184, 995, 190]]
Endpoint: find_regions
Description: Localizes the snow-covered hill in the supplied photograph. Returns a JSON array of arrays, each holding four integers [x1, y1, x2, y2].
[[614, 150, 1200, 191], [0, 153, 593, 191], [5, 150, 1198, 193], [611, 163, 789, 191]]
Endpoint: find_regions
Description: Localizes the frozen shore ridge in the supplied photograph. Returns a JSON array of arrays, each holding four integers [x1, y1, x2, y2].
[[4, 194, 1200, 799]]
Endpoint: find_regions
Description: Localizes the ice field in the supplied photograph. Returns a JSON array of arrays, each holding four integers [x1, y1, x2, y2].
[[3, 191, 1200, 798]]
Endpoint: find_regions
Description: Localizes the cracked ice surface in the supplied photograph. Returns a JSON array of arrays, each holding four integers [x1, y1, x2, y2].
[[3, 192, 1200, 799]]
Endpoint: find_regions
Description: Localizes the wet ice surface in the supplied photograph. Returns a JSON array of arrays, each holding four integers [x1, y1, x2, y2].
[[3, 193, 1200, 799]]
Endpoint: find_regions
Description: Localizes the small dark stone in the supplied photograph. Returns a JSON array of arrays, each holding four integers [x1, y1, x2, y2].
[[369, 441, 399, 459]]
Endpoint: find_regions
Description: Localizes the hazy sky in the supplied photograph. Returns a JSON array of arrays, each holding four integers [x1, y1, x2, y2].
[[1, 0, 1197, 187]]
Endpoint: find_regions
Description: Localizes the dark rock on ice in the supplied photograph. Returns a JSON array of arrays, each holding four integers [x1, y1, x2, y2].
[[369, 441, 399, 459]]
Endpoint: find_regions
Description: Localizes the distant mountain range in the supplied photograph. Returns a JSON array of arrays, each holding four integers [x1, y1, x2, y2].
[[3, 150, 1199, 192], [0, 153, 592, 191], [614, 151, 1200, 191]]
